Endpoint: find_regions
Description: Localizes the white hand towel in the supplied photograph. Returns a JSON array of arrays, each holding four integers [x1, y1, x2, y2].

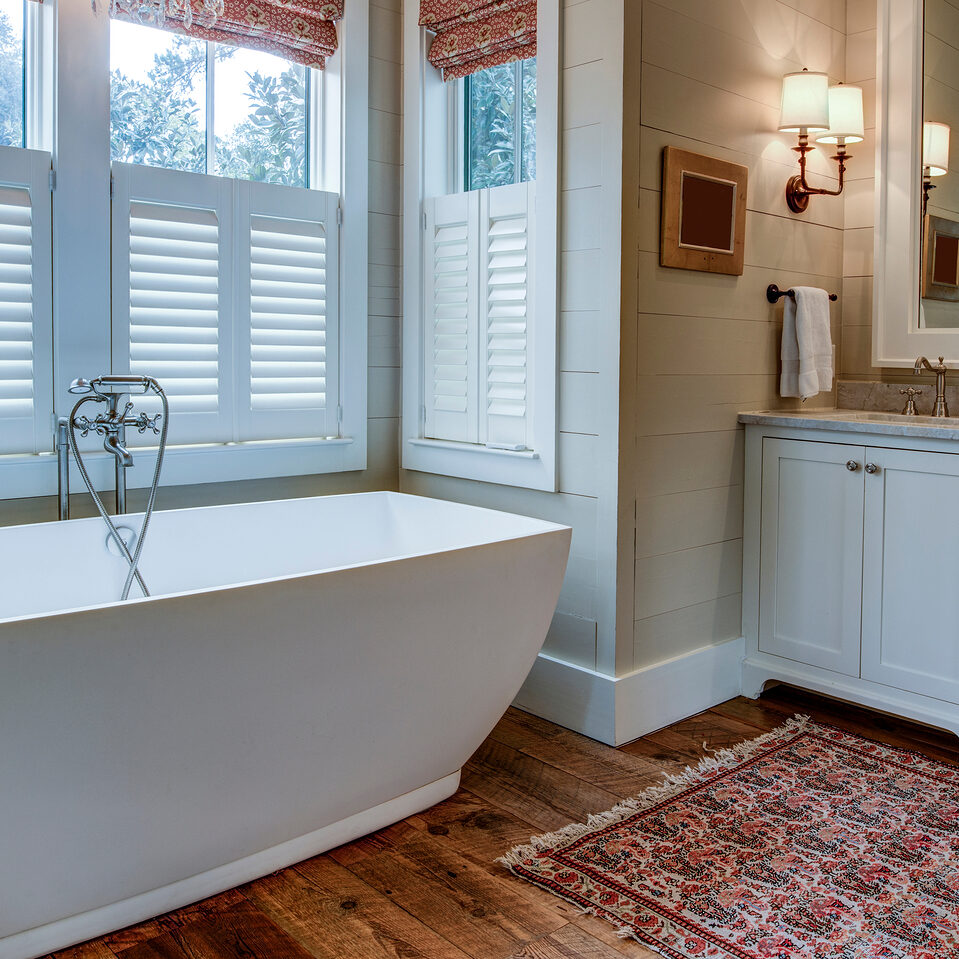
[[780, 286, 833, 400]]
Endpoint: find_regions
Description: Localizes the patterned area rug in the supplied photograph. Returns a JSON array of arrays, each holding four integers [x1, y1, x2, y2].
[[500, 716, 959, 958]]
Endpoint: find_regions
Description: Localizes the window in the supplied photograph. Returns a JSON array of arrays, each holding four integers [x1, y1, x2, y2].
[[109, 20, 333, 450], [0, 3, 369, 498], [403, 2, 559, 492], [465, 58, 536, 192], [110, 22, 308, 186], [0, 0, 24, 149]]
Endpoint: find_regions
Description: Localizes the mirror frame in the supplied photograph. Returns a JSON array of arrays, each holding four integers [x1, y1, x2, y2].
[[874, 0, 959, 364]]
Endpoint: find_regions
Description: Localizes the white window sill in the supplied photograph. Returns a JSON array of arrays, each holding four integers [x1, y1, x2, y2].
[[408, 438, 540, 459], [403, 437, 556, 492], [0, 436, 362, 501]]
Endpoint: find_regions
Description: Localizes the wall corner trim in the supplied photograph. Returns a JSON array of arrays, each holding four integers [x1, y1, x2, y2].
[[514, 637, 745, 746]]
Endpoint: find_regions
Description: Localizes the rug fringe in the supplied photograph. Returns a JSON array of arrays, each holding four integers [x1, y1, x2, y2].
[[497, 713, 810, 869]]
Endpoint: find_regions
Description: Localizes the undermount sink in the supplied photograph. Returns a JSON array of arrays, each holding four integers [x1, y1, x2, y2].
[[820, 410, 959, 426]]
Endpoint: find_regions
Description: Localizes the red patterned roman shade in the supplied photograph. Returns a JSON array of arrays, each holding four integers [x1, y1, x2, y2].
[[108, 0, 344, 69], [419, 0, 536, 81]]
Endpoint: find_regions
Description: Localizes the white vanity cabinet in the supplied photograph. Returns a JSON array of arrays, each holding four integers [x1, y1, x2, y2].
[[758, 438, 865, 677], [743, 417, 959, 735]]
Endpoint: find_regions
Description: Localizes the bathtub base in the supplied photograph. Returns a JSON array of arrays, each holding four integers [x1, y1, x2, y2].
[[2, 771, 462, 959]]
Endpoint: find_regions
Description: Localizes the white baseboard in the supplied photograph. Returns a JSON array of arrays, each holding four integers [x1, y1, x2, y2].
[[515, 637, 745, 746], [0, 772, 461, 959], [514, 653, 618, 743], [612, 636, 745, 745]]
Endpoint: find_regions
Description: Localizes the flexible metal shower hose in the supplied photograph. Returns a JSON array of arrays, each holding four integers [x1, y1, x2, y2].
[[67, 382, 170, 601]]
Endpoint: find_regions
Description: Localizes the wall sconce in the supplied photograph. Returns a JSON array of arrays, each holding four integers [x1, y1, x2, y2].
[[778, 70, 864, 213], [923, 121, 950, 216]]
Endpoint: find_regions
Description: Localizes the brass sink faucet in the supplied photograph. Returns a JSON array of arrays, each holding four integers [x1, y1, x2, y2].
[[914, 356, 950, 417]]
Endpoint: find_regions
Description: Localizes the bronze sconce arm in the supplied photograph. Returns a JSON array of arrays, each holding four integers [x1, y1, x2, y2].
[[785, 133, 850, 214]]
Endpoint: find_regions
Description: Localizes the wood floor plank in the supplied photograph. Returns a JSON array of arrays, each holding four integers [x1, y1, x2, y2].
[[490, 713, 671, 799], [464, 739, 622, 831], [102, 890, 248, 954], [244, 854, 472, 959], [708, 696, 794, 732], [341, 834, 570, 959], [116, 902, 314, 959], [642, 710, 768, 761], [505, 923, 653, 958], [569, 915, 663, 958], [43, 943, 120, 959], [407, 788, 560, 868]]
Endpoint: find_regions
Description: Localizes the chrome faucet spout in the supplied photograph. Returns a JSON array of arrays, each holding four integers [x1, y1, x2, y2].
[[104, 432, 134, 468], [914, 355, 950, 417]]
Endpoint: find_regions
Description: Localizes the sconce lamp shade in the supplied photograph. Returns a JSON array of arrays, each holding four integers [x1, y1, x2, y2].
[[924, 121, 951, 176], [778, 70, 829, 132], [816, 85, 864, 144]]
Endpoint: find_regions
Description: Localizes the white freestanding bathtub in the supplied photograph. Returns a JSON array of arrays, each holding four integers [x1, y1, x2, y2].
[[0, 491, 570, 958]]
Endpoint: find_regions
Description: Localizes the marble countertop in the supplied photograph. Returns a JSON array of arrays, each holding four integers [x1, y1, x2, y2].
[[738, 409, 959, 441]]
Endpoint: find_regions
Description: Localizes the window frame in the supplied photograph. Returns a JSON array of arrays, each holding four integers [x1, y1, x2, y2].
[[0, 0, 369, 500], [402, 0, 559, 492]]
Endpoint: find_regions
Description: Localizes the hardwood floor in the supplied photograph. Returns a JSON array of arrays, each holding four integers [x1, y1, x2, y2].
[[48, 686, 959, 959]]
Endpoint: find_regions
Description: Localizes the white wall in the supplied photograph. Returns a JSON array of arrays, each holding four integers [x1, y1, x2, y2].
[[401, 0, 627, 740]]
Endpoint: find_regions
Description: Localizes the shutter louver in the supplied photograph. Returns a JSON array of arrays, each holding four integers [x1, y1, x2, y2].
[[237, 182, 338, 441], [0, 147, 52, 455], [128, 201, 220, 415], [249, 214, 327, 413], [423, 191, 478, 443], [482, 182, 533, 450]]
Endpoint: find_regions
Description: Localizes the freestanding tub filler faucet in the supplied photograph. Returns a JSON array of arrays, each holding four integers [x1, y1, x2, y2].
[[56, 374, 170, 601], [913, 355, 950, 417]]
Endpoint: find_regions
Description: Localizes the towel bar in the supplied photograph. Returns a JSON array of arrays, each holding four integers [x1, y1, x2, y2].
[[766, 283, 838, 304]]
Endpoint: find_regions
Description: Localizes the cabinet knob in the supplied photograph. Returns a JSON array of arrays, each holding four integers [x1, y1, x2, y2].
[[846, 460, 860, 472], [865, 462, 880, 474]]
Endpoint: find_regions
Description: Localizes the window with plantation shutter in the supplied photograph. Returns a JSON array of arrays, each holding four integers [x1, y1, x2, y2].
[[112, 163, 233, 446], [0, 146, 53, 456], [112, 164, 340, 447], [236, 181, 338, 441], [422, 181, 534, 451]]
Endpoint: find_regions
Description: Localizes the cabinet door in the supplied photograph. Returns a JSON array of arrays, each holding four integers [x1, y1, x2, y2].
[[759, 438, 865, 675], [861, 447, 959, 702]]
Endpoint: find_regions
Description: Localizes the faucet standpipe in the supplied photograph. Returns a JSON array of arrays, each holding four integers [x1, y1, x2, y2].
[[914, 356, 950, 418]]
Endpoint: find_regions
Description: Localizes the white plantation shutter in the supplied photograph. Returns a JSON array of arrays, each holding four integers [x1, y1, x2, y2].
[[422, 183, 534, 449], [0, 146, 52, 456], [112, 163, 233, 446], [423, 191, 479, 443], [236, 181, 339, 441], [481, 181, 534, 450]]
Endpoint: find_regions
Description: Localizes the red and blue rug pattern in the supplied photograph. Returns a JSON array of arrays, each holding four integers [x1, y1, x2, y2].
[[501, 716, 959, 958]]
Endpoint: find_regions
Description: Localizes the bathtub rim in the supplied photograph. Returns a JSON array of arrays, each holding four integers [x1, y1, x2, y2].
[[0, 491, 571, 627]]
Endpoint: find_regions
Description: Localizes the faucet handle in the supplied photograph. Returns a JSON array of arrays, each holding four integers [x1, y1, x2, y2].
[[900, 387, 923, 415], [135, 412, 163, 435]]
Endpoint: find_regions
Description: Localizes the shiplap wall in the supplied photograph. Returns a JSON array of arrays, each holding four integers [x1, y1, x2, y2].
[[0, 2, 402, 529], [401, 0, 625, 677], [628, 0, 847, 671], [841, 0, 878, 377]]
